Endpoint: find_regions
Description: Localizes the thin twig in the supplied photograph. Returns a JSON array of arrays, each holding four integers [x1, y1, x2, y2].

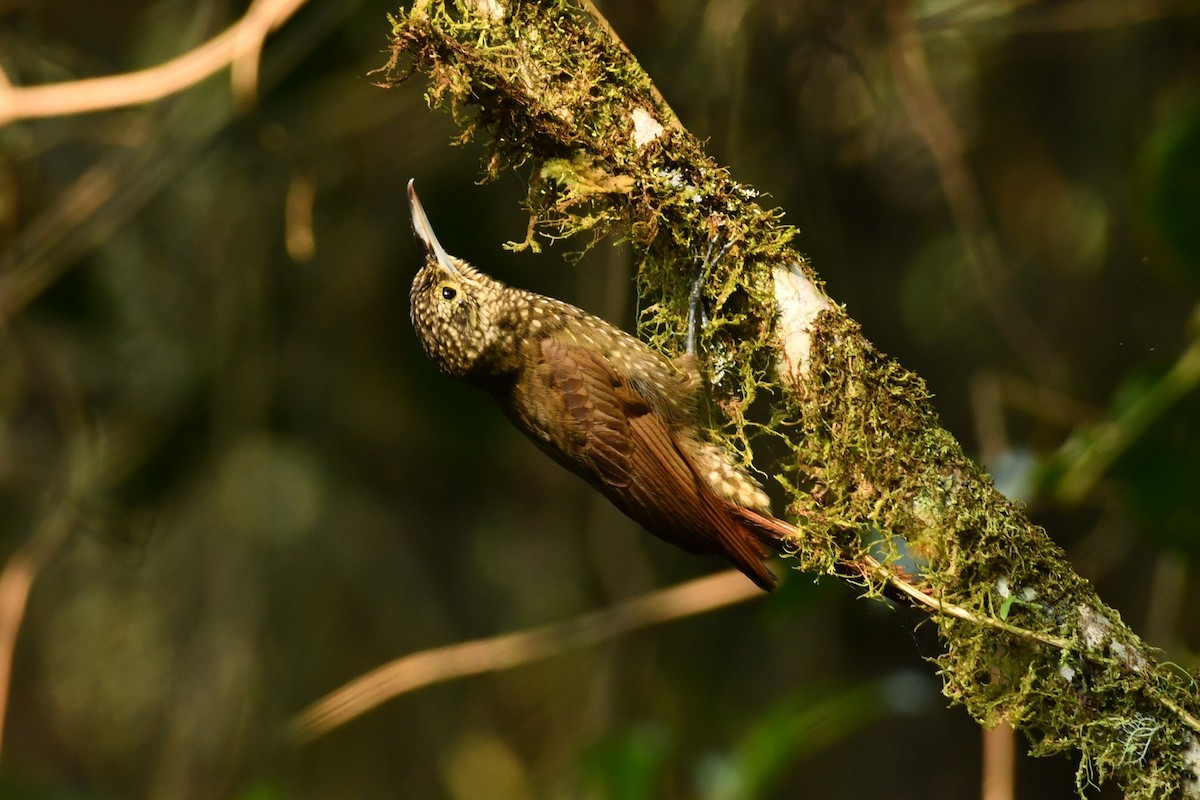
[[860, 554, 1071, 649], [289, 569, 762, 742], [0, 0, 310, 127], [0, 510, 72, 757], [981, 723, 1017, 800], [857, 554, 1200, 735], [1154, 693, 1200, 738]]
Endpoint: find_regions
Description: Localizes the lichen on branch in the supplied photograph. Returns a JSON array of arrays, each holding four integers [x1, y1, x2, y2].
[[383, 2, 1200, 796]]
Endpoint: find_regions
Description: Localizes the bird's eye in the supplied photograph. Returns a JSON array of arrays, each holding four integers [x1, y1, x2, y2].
[[440, 285, 457, 301]]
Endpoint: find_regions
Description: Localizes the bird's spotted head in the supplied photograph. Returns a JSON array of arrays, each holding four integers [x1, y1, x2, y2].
[[407, 180, 508, 379]]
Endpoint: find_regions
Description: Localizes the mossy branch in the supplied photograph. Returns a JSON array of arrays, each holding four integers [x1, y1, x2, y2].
[[383, 1, 1200, 796]]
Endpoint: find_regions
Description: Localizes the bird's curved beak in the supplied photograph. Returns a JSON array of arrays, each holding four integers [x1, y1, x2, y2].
[[407, 179, 460, 276]]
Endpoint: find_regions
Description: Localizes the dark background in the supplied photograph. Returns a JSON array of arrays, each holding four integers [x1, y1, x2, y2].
[[2, 1, 1198, 797]]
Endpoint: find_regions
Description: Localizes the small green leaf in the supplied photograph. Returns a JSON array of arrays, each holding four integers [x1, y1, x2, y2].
[[1000, 594, 1016, 621]]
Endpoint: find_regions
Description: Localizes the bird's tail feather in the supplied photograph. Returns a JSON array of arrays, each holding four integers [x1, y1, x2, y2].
[[727, 505, 796, 554], [719, 505, 799, 591]]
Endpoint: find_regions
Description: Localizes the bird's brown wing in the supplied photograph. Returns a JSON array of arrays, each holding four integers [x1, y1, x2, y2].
[[536, 337, 635, 489], [537, 338, 779, 590]]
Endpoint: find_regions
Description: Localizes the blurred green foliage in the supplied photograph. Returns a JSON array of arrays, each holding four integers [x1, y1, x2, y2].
[[579, 723, 672, 800], [1112, 369, 1200, 554], [1143, 101, 1200, 281], [1, 1, 1198, 798]]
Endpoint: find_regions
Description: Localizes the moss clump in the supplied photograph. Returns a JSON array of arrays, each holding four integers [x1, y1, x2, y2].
[[386, 3, 1200, 796], [385, 1, 801, 457]]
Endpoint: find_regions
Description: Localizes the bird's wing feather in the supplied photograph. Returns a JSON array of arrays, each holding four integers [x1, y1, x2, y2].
[[538, 337, 778, 590], [538, 337, 634, 488]]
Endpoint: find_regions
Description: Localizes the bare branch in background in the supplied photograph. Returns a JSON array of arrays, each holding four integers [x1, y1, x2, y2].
[[0, 0, 311, 127], [290, 570, 762, 742], [0, 509, 72, 757]]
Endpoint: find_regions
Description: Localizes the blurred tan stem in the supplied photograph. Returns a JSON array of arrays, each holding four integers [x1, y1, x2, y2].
[[981, 723, 1016, 800], [0, 0, 311, 127], [0, 510, 72, 757], [289, 569, 762, 742]]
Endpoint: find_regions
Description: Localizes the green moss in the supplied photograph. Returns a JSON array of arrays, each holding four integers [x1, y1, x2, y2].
[[385, 3, 1200, 796], [386, 0, 804, 475]]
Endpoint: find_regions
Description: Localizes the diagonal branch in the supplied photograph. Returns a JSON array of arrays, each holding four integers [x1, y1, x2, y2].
[[370, 2, 1200, 797]]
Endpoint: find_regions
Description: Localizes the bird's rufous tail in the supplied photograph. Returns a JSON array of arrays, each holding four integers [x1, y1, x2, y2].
[[721, 505, 798, 591]]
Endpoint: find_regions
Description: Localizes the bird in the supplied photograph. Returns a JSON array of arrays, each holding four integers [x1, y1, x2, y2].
[[406, 179, 788, 590]]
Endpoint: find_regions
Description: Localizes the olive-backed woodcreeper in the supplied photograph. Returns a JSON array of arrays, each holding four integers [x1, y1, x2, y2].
[[407, 181, 785, 590]]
